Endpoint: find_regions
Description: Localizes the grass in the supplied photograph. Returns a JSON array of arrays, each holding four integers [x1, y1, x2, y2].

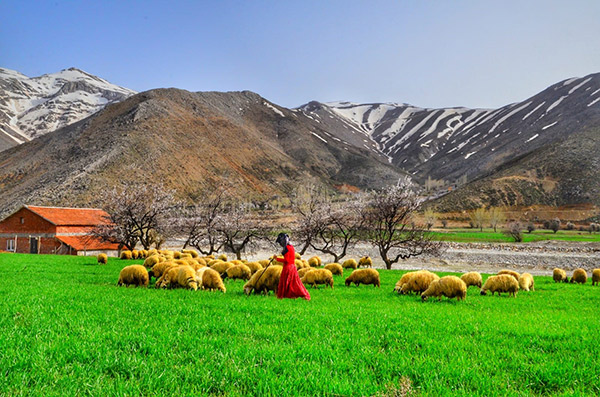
[[1, 253, 599, 395], [431, 228, 600, 243]]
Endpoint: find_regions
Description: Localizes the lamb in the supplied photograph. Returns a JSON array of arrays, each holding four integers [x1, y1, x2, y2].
[[342, 259, 358, 270], [358, 256, 372, 268], [301, 268, 334, 288], [210, 261, 234, 277], [570, 268, 588, 284], [394, 271, 418, 293], [297, 267, 314, 278], [176, 265, 199, 290], [117, 265, 149, 287], [143, 255, 160, 269], [120, 250, 133, 260], [460, 272, 482, 288], [324, 263, 343, 276], [553, 268, 568, 283], [345, 268, 380, 287], [480, 275, 519, 297], [593, 269, 600, 286], [497, 269, 520, 281], [226, 264, 252, 281], [196, 267, 226, 292], [421, 276, 467, 301], [244, 262, 263, 275], [399, 271, 440, 295], [308, 256, 322, 267], [243, 265, 283, 295], [97, 253, 108, 265], [518, 273, 535, 291]]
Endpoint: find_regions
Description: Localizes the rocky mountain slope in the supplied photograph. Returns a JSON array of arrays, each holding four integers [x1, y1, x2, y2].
[[0, 67, 135, 152], [0, 88, 405, 218], [299, 73, 600, 188]]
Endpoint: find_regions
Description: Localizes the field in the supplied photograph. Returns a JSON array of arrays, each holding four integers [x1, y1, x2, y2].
[[1, 253, 599, 396], [431, 228, 600, 243]]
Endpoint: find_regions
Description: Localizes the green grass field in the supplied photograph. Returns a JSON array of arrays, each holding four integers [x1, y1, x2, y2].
[[1, 253, 598, 396], [431, 228, 600, 243]]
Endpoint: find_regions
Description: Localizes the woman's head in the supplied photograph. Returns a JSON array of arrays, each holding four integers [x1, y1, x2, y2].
[[276, 233, 289, 248]]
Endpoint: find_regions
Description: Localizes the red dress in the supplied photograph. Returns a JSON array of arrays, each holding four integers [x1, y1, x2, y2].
[[274, 244, 311, 300]]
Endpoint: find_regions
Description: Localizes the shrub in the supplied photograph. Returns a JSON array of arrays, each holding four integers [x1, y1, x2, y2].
[[566, 222, 575, 231], [526, 223, 536, 233], [503, 222, 523, 242], [549, 218, 561, 233], [441, 219, 448, 228]]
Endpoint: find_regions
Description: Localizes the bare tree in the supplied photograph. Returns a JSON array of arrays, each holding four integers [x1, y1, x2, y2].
[[179, 190, 227, 255], [423, 209, 437, 230], [291, 185, 331, 255], [309, 194, 367, 263], [365, 180, 443, 270], [219, 202, 270, 260], [469, 207, 489, 232], [488, 207, 506, 232], [92, 184, 176, 250], [503, 222, 523, 242]]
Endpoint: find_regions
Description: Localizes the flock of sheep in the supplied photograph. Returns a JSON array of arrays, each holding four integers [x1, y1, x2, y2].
[[104, 249, 600, 301]]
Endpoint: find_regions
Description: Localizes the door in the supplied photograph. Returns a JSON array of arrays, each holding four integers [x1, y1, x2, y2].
[[30, 237, 38, 254]]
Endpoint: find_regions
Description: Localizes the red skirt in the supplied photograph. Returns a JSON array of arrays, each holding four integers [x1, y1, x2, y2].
[[277, 264, 311, 300]]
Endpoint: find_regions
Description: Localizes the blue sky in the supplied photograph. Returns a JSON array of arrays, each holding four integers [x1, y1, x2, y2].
[[1, 0, 599, 109]]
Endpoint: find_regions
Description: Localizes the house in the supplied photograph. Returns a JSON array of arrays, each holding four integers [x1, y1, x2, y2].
[[0, 205, 120, 256]]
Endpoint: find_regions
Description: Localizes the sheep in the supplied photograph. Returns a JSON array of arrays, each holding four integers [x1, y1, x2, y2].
[[182, 249, 199, 258], [217, 253, 228, 261], [258, 259, 271, 267], [173, 251, 182, 259], [143, 255, 160, 269], [324, 263, 343, 276], [345, 268, 380, 287], [243, 265, 283, 295], [295, 252, 302, 260], [358, 256, 372, 268], [342, 259, 358, 270], [210, 261, 234, 278], [301, 268, 334, 288], [180, 253, 193, 260], [149, 261, 177, 280], [245, 262, 263, 275], [230, 259, 244, 266], [118, 265, 149, 287], [97, 253, 108, 265], [147, 249, 158, 257], [140, 250, 148, 259], [399, 271, 440, 295], [393, 271, 418, 293], [593, 269, 600, 286], [207, 259, 223, 267], [308, 256, 322, 267], [460, 272, 482, 288], [200, 268, 225, 292], [570, 268, 588, 284], [518, 273, 535, 291], [480, 275, 519, 297], [297, 267, 314, 278], [155, 266, 182, 289], [131, 250, 140, 259], [176, 265, 199, 290], [226, 264, 252, 281], [497, 269, 520, 281], [295, 259, 309, 270], [421, 276, 467, 301], [120, 250, 133, 260], [196, 258, 207, 267], [553, 268, 569, 283]]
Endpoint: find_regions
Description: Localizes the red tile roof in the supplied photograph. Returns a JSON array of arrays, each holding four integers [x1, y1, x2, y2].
[[56, 235, 120, 251], [26, 206, 112, 226]]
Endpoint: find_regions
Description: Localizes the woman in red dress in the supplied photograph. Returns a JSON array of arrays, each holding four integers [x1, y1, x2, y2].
[[273, 233, 311, 300]]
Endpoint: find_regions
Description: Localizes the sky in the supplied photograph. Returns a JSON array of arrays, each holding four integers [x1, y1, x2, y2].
[[1, 0, 599, 109]]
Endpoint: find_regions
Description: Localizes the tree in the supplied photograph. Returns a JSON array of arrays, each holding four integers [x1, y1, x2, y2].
[[503, 222, 523, 242], [290, 185, 331, 255], [549, 218, 561, 233], [364, 179, 443, 270], [309, 193, 368, 263], [526, 222, 536, 233], [423, 209, 437, 230], [488, 207, 506, 232], [469, 208, 488, 232], [178, 190, 227, 255], [219, 201, 270, 260], [92, 184, 176, 250]]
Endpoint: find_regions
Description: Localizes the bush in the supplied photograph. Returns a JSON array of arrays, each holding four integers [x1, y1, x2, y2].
[[526, 223, 536, 233], [566, 222, 575, 231], [503, 222, 523, 242], [441, 219, 448, 228], [549, 218, 561, 233]]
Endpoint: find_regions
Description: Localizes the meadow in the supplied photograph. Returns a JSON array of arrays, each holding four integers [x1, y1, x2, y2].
[[431, 228, 600, 243], [1, 253, 599, 396]]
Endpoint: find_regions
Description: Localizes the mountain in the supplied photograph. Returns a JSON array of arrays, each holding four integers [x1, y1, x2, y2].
[[0, 88, 406, 218], [298, 73, 600, 188], [0, 67, 136, 152]]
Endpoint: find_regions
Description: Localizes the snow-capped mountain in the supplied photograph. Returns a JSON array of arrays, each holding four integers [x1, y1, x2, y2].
[[298, 72, 600, 186], [0, 67, 135, 152]]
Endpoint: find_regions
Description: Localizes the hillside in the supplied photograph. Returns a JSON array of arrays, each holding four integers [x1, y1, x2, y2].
[[0, 67, 135, 152], [0, 88, 405, 218]]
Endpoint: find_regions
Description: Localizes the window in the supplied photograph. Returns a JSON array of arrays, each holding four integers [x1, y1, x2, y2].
[[20, 217, 24, 224], [7, 239, 15, 252]]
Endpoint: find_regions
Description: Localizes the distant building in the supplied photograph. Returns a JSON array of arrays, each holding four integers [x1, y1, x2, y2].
[[0, 205, 119, 256]]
